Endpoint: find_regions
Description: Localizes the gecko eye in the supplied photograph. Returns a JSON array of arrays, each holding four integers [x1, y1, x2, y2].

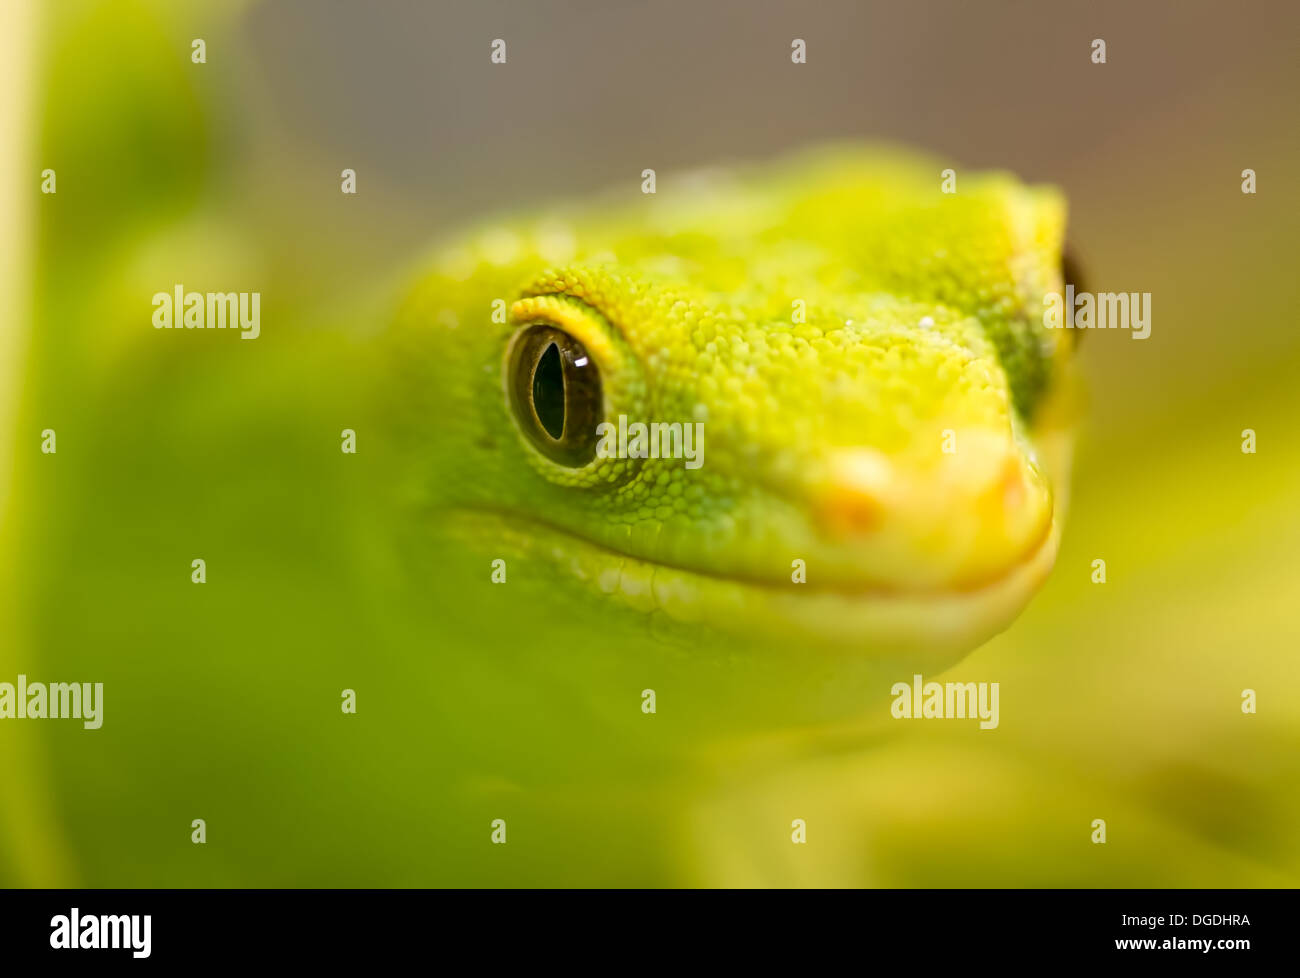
[[507, 324, 604, 466]]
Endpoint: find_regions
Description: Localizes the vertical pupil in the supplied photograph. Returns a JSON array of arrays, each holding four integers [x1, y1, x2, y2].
[[532, 342, 565, 439]]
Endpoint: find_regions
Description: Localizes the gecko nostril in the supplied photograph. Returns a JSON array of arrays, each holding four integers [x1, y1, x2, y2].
[[816, 449, 893, 536], [819, 486, 884, 535]]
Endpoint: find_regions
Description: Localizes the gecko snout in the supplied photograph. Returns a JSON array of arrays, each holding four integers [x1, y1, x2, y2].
[[810, 434, 1052, 589]]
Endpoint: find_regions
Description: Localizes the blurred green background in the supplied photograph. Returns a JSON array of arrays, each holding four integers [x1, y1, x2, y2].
[[1, 0, 1297, 886]]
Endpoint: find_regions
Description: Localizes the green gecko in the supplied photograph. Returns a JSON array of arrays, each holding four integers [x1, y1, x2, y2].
[[388, 144, 1080, 665], [15, 0, 1298, 892]]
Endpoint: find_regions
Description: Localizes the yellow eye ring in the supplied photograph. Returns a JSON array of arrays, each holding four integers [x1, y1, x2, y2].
[[503, 291, 649, 488]]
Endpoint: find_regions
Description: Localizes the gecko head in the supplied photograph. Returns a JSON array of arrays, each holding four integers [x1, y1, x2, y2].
[[394, 149, 1081, 667]]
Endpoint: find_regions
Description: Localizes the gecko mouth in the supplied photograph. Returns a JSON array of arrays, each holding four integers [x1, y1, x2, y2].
[[447, 506, 1061, 656]]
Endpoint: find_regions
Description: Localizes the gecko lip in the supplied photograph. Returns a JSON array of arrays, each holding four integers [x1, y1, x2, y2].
[[448, 506, 1061, 653]]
